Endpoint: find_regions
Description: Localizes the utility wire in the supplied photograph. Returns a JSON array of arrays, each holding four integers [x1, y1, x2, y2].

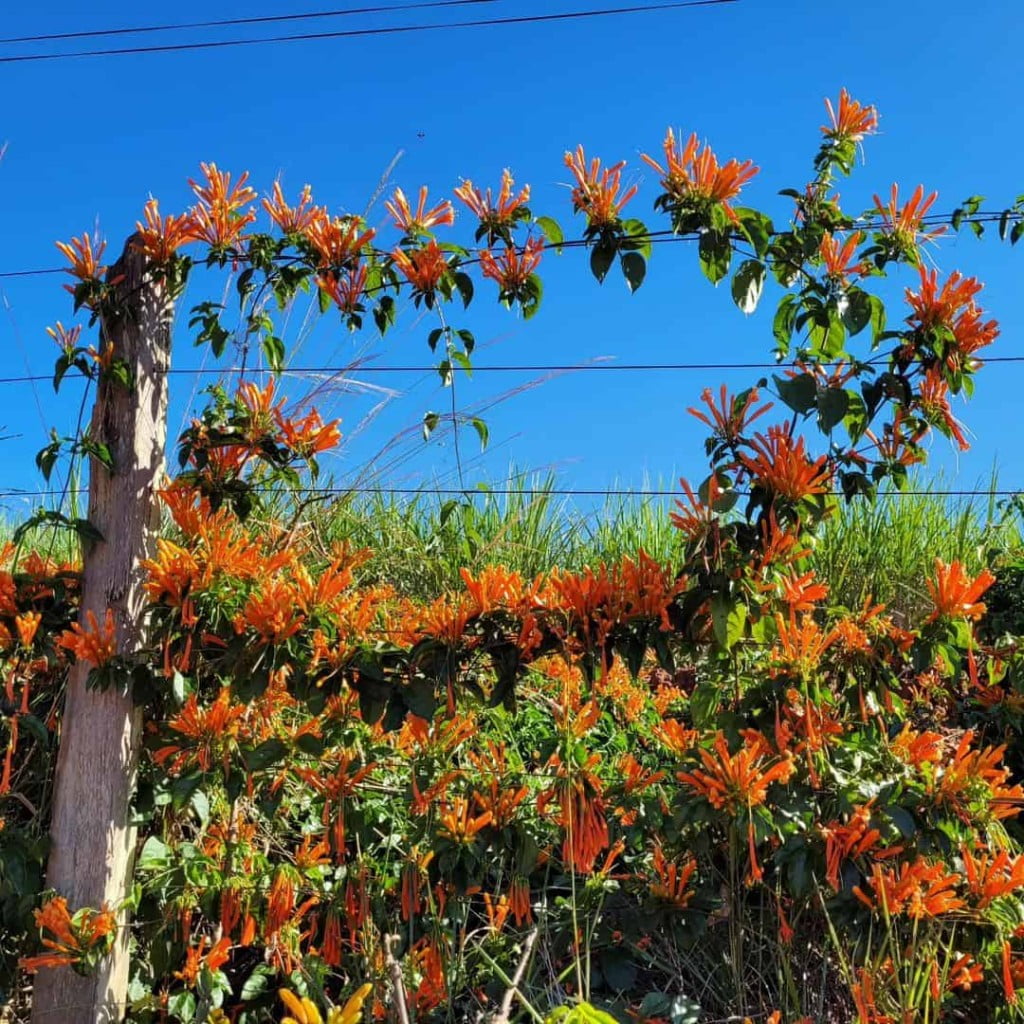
[[0, 210, 1014, 281], [0, 0, 500, 45], [4, 355, 1024, 387], [0, 1, 737, 64]]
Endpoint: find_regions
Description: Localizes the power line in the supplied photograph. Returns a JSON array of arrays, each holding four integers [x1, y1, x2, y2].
[[0, 0, 499, 45], [5, 350, 1024, 387], [0, 1, 737, 64], [0, 210, 1014, 282]]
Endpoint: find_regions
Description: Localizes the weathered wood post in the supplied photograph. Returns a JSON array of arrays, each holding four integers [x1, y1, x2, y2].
[[32, 237, 171, 1023]]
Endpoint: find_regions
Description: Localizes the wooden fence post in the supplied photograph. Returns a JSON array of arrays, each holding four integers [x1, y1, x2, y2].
[[31, 237, 172, 1023]]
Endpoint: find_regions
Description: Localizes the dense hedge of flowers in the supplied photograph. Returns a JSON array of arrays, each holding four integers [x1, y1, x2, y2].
[[5, 89, 1024, 1023]]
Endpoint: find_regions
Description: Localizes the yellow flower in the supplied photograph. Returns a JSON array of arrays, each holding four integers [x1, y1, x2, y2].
[[279, 984, 372, 1024]]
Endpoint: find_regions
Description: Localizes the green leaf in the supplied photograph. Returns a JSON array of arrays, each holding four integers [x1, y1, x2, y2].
[[710, 594, 746, 651], [241, 965, 276, 1002], [730, 259, 765, 314], [534, 216, 564, 252], [590, 242, 615, 284], [470, 417, 489, 451], [453, 271, 474, 309], [137, 836, 171, 872], [698, 229, 731, 285], [243, 738, 287, 773], [689, 682, 721, 730], [816, 387, 849, 433], [620, 251, 646, 292], [842, 288, 872, 336], [774, 372, 816, 415], [422, 411, 440, 441], [735, 207, 774, 258], [261, 334, 285, 373]]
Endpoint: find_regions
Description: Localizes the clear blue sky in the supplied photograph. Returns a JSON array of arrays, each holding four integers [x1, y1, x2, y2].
[[1, 0, 1022, 521]]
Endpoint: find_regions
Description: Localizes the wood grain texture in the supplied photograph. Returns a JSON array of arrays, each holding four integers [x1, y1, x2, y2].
[[31, 237, 171, 1024]]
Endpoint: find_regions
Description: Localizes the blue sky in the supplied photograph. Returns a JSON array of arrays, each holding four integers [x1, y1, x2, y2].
[[1, 0, 1022, 521]]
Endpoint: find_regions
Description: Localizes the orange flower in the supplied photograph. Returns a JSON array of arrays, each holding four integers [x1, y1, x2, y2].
[[174, 935, 232, 986], [57, 608, 117, 668], [564, 145, 638, 229], [925, 558, 995, 622], [15, 611, 41, 647], [436, 796, 493, 844], [185, 162, 258, 249], [917, 368, 970, 451], [933, 730, 1024, 822], [479, 237, 544, 293], [385, 185, 455, 234], [454, 169, 530, 230], [872, 183, 945, 249], [947, 954, 983, 992], [154, 687, 245, 776], [316, 264, 368, 314], [688, 384, 773, 442], [776, 569, 828, 613], [133, 199, 193, 263], [274, 407, 342, 457], [738, 426, 832, 502], [305, 213, 376, 267], [819, 803, 892, 891], [771, 613, 837, 677], [19, 896, 117, 973], [236, 581, 305, 643], [641, 129, 758, 224], [962, 845, 1024, 908], [46, 321, 83, 353], [391, 240, 450, 293], [819, 231, 868, 285], [677, 731, 795, 815], [650, 845, 697, 908], [853, 857, 963, 919], [262, 181, 322, 235], [822, 89, 878, 142], [55, 233, 107, 281]]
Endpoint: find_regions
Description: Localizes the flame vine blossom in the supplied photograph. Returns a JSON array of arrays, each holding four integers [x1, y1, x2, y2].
[[19, 897, 117, 974], [643, 128, 758, 226], [564, 145, 638, 231]]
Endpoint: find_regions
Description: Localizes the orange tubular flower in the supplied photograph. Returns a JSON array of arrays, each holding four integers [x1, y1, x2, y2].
[[771, 613, 837, 677], [819, 802, 892, 891], [391, 240, 450, 293], [821, 89, 878, 142], [436, 796, 492, 844], [185, 162, 258, 249], [153, 687, 245, 776], [316, 264, 368, 314], [175, 935, 232, 987], [274, 406, 342, 457], [133, 199, 193, 263], [55, 233, 107, 281], [262, 181, 322, 235], [236, 581, 305, 643], [776, 569, 828, 613], [305, 213, 376, 268], [925, 558, 995, 622], [688, 384, 773, 442], [677, 731, 795, 816], [641, 128, 758, 223], [479, 237, 544, 293], [738, 426, 832, 502], [905, 265, 999, 368], [19, 896, 117, 973], [57, 608, 117, 668], [853, 857, 964, 919], [917, 368, 970, 450], [935, 731, 1024, 822], [564, 145, 638, 229], [15, 611, 41, 647], [962, 845, 1024, 908], [872, 183, 945, 249], [454, 169, 530, 229], [670, 478, 719, 543], [650, 845, 697, 908], [947, 954, 983, 992], [819, 231, 868, 285], [385, 185, 455, 235]]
